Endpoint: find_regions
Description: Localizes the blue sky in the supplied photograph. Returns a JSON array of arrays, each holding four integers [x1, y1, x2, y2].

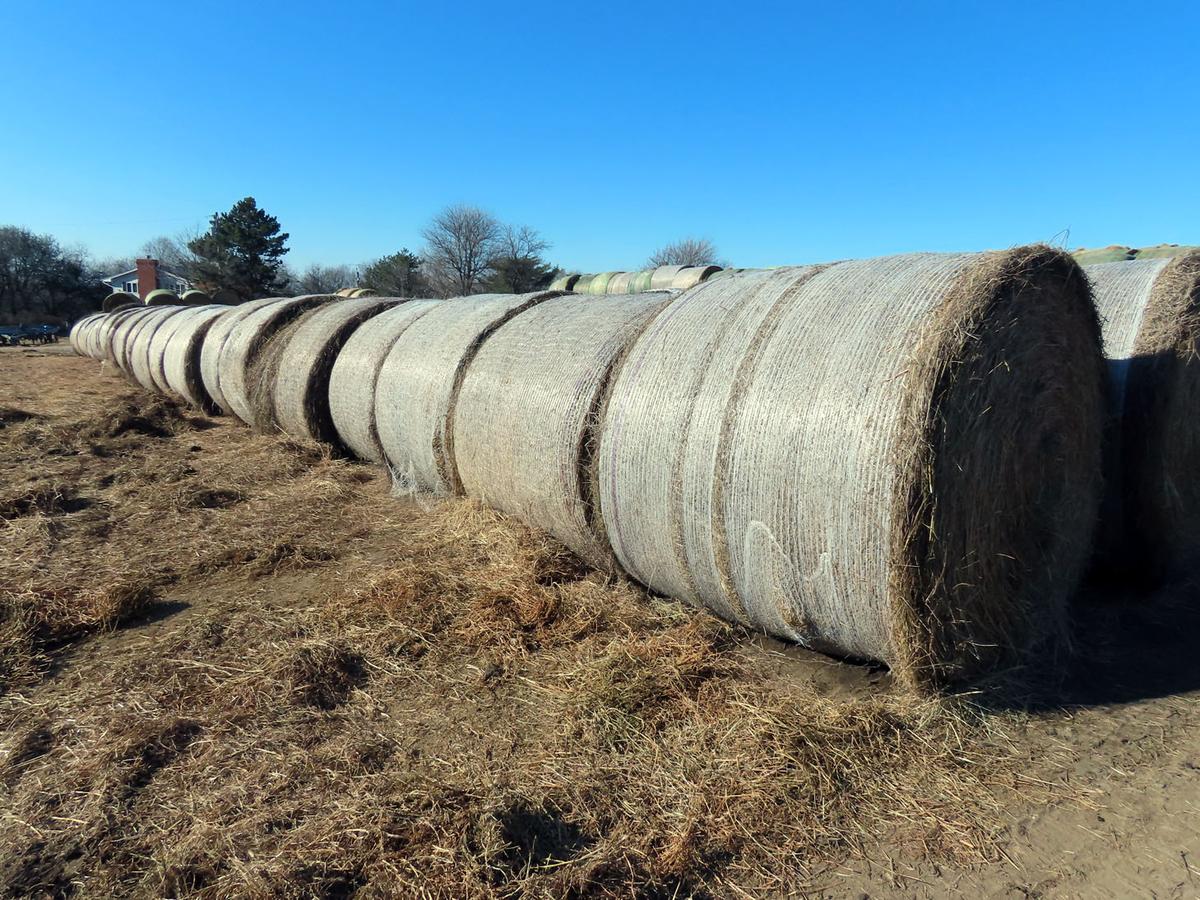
[[1, 0, 1196, 272]]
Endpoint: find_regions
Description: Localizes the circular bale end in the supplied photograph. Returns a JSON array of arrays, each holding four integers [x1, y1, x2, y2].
[[883, 247, 1105, 689], [1087, 251, 1200, 579], [180, 289, 211, 306], [145, 289, 181, 307], [328, 300, 441, 464]]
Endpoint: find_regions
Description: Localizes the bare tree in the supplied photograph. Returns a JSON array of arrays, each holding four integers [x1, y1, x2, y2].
[[487, 225, 557, 293], [141, 233, 199, 280], [421, 204, 502, 296], [294, 263, 355, 295], [646, 237, 721, 268]]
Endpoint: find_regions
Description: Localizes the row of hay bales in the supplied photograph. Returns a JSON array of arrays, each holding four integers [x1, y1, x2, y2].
[[100, 287, 236, 314], [333, 287, 378, 298], [1072, 243, 1197, 266], [551, 264, 733, 294], [68, 245, 1200, 690]]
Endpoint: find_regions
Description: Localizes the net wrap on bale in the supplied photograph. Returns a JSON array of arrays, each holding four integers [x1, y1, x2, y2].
[[1086, 252, 1200, 577], [453, 291, 674, 567], [599, 248, 1105, 690], [375, 291, 560, 494], [163, 306, 230, 410], [199, 297, 290, 415], [221, 295, 337, 427], [328, 300, 441, 464], [268, 297, 400, 446]]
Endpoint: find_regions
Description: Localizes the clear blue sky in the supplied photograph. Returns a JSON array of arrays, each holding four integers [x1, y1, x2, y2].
[[1, 0, 1196, 272]]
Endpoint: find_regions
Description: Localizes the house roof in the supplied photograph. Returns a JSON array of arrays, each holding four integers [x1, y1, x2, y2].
[[101, 266, 190, 284]]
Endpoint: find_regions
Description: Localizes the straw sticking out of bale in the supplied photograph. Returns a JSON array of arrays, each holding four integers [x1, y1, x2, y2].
[[375, 291, 559, 494], [163, 306, 229, 411], [600, 248, 1105, 690], [221, 295, 336, 426], [328, 300, 441, 464], [199, 297, 290, 415], [266, 298, 399, 446], [453, 292, 673, 567], [1086, 252, 1200, 578]]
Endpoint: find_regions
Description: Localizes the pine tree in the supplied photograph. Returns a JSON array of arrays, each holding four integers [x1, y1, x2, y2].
[[188, 197, 289, 301]]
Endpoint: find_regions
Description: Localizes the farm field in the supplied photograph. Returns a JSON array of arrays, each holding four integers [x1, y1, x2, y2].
[[2, 345, 1200, 899]]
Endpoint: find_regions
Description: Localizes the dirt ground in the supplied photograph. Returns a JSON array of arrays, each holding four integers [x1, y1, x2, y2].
[[1, 345, 1198, 899]]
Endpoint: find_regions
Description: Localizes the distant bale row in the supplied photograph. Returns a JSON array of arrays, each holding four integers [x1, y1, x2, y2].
[[73, 244, 1200, 690], [1073, 244, 1197, 266], [100, 288, 214, 313], [550, 264, 723, 294]]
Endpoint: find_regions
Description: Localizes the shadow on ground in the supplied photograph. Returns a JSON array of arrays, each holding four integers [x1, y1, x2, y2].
[[980, 579, 1200, 712]]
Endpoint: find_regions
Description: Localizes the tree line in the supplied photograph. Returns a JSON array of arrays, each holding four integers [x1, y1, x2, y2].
[[0, 196, 723, 324]]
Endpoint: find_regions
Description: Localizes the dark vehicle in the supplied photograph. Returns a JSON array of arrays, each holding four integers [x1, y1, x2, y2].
[[0, 324, 61, 346]]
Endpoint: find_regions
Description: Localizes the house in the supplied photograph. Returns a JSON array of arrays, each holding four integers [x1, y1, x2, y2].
[[101, 258, 191, 300]]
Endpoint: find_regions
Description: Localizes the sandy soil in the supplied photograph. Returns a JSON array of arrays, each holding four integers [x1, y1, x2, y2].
[[1, 345, 1198, 899]]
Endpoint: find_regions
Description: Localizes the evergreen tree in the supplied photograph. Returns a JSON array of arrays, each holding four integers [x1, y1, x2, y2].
[[188, 197, 289, 300], [361, 249, 425, 297]]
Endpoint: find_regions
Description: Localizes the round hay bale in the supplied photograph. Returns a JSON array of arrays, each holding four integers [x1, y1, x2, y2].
[[453, 292, 673, 567], [588, 272, 617, 294], [347, 288, 377, 298], [180, 289, 211, 305], [220, 295, 338, 426], [103, 291, 140, 313], [130, 307, 190, 390], [69, 314, 104, 356], [671, 265, 722, 290], [573, 275, 594, 294], [375, 291, 560, 494], [266, 297, 400, 445], [629, 271, 655, 293], [210, 288, 240, 305], [1133, 244, 1197, 261], [548, 274, 581, 292], [145, 289, 181, 307], [1085, 252, 1200, 578], [328, 300, 441, 464], [599, 248, 1106, 690], [606, 272, 634, 294], [147, 305, 222, 393], [115, 307, 177, 378], [650, 265, 687, 290], [334, 288, 355, 298], [163, 306, 230, 411], [100, 306, 156, 366], [199, 297, 291, 415]]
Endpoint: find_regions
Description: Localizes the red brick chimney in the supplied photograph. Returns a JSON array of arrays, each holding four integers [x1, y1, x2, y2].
[[135, 258, 159, 300]]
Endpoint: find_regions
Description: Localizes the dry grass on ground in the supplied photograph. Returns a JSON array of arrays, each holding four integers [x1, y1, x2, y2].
[[0, 350, 1068, 897]]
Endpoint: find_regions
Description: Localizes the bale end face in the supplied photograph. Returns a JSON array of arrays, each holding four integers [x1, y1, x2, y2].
[[890, 246, 1106, 689]]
